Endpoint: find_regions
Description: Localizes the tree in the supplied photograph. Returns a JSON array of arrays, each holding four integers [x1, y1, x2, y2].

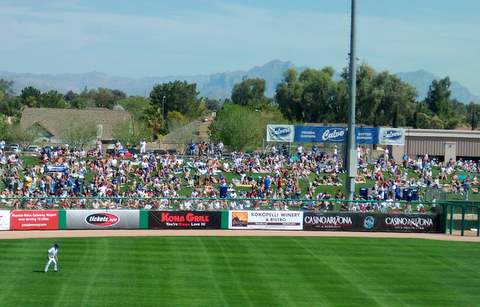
[[425, 77, 452, 117], [0, 115, 10, 140], [0, 96, 22, 117], [414, 112, 432, 129], [112, 119, 151, 148], [112, 89, 127, 101], [64, 90, 78, 102], [346, 64, 379, 125], [149, 81, 200, 118], [340, 64, 417, 127], [69, 96, 90, 109], [204, 99, 221, 111], [299, 67, 339, 123], [166, 111, 187, 126], [467, 103, 480, 130], [429, 116, 444, 129], [275, 68, 305, 121], [142, 105, 166, 138], [7, 124, 37, 148], [231, 78, 270, 108], [62, 119, 97, 148], [117, 96, 150, 120], [370, 72, 417, 127], [20, 86, 41, 107], [38, 90, 68, 108], [209, 104, 263, 151], [93, 88, 116, 109], [0, 79, 14, 96], [276, 67, 341, 123], [276, 64, 417, 126], [0, 79, 14, 104]]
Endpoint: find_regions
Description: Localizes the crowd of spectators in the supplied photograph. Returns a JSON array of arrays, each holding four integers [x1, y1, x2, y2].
[[0, 140, 478, 212]]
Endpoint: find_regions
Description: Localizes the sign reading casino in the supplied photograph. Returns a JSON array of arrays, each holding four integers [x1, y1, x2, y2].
[[304, 213, 440, 233], [303, 213, 356, 231], [383, 215, 437, 232]]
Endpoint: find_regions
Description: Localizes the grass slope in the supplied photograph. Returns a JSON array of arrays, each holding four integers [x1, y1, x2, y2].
[[0, 237, 479, 307]]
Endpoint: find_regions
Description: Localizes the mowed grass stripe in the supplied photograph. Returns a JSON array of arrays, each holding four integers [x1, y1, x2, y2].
[[0, 237, 480, 306], [210, 237, 254, 307], [249, 237, 339, 307], [290, 238, 385, 306], [293, 238, 479, 306], [301, 237, 406, 306]]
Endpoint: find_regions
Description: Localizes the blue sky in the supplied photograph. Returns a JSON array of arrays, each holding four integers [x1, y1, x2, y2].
[[0, 0, 479, 93]]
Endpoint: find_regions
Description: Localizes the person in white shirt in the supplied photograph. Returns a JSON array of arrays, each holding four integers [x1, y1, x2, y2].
[[140, 140, 147, 154], [44, 243, 59, 273], [96, 139, 102, 154]]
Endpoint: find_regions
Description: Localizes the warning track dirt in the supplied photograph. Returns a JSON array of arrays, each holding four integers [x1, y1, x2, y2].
[[0, 229, 479, 242]]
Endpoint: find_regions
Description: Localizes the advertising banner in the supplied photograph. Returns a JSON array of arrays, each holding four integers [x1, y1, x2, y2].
[[378, 128, 405, 145], [10, 210, 59, 230], [65, 210, 140, 229], [266, 125, 295, 142], [381, 214, 439, 232], [355, 127, 379, 145], [304, 213, 440, 233], [270, 125, 403, 145], [0, 210, 10, 231], [229, 210, 303, 230], [303, 212, 359, 231], [294, 126, 346, 143], [44, 164, 68, 173], [148, 211, 221, 229]]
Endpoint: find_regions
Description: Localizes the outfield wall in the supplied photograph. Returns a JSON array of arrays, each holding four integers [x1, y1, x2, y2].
[[303, 212, 440, 232], [0, 209, 443, 233]]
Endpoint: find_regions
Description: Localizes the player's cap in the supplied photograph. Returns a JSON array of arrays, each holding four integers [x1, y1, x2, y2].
[[54, 243, 59, 249]]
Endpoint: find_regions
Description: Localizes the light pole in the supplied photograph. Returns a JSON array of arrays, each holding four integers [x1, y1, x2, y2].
[[346, 0, 357, 201], [162, 95, 166, 123]]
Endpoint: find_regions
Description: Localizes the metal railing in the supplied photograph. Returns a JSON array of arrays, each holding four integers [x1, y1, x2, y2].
[[0, 196, 437, 213]]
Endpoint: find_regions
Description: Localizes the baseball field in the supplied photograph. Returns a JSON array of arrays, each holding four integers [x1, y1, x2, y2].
[[0, 235, 479, 307]]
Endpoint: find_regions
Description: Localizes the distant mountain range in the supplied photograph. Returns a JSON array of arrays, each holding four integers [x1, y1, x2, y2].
[[395, 70, 479, 103], [1, 60, 478, 103]]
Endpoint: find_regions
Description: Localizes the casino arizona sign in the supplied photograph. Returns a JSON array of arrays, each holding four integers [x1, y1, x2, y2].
[[304, 215, 352, 226], [385, 216, 433, 228]]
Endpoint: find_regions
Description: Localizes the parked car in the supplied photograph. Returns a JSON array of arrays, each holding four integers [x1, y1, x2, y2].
[[23, 145, 41, 154], [6, 144, 20, 153]]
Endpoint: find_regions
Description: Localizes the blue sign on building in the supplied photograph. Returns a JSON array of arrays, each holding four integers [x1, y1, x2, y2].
[[266, 125, 295, 142], [294, 126, 346, 143], [270, 124, 400, 145], [355, 127, 379, 145], [378, 127, 405, 145]]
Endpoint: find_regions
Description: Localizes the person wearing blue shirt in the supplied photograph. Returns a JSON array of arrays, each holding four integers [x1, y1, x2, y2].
[[264, 176, 271, 192], [219, 183, 228, 199]]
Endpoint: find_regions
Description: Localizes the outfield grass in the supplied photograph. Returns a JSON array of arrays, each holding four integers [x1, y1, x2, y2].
[[0, 237, 479, 306]]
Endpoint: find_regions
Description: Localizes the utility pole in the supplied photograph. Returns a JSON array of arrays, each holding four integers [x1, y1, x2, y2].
[[346, 0, 357, 201], [162, 95, 166, 123]]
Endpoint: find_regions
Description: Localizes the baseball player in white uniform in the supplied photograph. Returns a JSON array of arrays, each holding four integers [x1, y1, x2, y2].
[[44, 243, 59, 273]]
